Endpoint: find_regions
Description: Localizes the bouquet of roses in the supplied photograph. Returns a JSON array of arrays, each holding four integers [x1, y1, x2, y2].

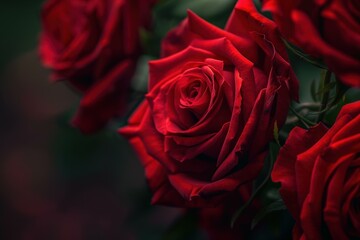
[[39, 0, 360, 239]]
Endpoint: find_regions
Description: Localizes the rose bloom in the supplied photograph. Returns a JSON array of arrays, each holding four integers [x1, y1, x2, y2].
[[272, 101, 360, 239], [263, 0, 360, 87], [39, 0, 155, 133], [120, 0, 298, 207]]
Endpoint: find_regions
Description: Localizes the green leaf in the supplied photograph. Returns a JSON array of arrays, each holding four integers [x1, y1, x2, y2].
[[251, 199, 287, 229], [310, 78, 318, 101], [283, 39, 327, 70], [316, 81, 336, 96], [289, 105, 316, 129]]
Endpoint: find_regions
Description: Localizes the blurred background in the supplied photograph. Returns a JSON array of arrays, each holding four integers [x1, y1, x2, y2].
[[0, 1, 184, 239]]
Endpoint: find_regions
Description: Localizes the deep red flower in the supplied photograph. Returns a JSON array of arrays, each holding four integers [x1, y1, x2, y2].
[[120, 0, 298, 207], [272, 101, 360, 239], [263, 0, 360, 87]]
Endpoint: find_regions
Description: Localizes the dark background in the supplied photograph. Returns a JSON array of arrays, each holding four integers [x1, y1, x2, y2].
[[0, 1, 184, 239]]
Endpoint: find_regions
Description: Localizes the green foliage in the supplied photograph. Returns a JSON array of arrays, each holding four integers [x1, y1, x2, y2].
[[283, 39, 327, 70], [251, 198, 287, 229]]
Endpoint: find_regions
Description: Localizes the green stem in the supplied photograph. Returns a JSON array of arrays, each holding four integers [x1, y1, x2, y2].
[[289, 106, 316, 128], [317, 71, 332, 122]]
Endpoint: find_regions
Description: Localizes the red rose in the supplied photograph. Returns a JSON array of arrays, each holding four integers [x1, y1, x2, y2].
[[120, 0, 298, 207], [263, 0, 360, 87], [39, 0, 155, 133], [272, 101, 360, 239]]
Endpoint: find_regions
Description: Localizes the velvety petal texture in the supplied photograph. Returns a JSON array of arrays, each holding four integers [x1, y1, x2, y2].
[[263, 0, 360, 87], [272, 101, 360, 239], [120, 0, 298, 207], [39, 0, 156, 133]]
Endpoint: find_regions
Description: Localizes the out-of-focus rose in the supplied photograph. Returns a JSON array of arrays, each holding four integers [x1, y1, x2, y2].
[[272, 101, 360, 239], [39, 0, 155, 133], [120, 0, 298, 207], [263, 0, 360, 87]]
